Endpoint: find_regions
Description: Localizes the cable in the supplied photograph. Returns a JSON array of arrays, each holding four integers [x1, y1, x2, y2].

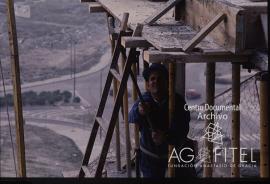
[[0, 57, 17, 177]]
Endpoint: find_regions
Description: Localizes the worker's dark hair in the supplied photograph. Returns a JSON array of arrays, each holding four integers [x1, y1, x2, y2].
[[142, 63, 168, 81]]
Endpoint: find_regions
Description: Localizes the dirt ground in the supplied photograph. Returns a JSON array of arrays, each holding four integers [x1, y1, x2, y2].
[[0, 0, 109, 84], [0, 124, 83, 177]]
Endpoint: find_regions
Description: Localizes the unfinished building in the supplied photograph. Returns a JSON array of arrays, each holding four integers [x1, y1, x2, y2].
[[1, 0, 268, 179], [76, 0, 268, 178]]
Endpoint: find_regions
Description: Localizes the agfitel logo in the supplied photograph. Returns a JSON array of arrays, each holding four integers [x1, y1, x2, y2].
[[168, 122, 257, 167], [203, 122, 223, 145]]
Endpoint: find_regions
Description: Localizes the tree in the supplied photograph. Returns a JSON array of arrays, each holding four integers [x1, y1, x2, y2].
[[62, 90, 72, 103], [22, 91, 38, 105], [52, 90, 62, 103], [5, 94, 13, 106], [73, 96, 81, 103]]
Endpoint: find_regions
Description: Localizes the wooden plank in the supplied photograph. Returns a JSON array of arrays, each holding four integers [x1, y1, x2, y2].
[[142, 22, 224, 52], [121, 36, 152, 48], [144, 0, 183, 25], [235, 2, 267, 13], [96, 0, 170, 29], [183, 13, 226, 52], [179, 0, 245, 53], [202, 48, 232, 55], [80, 0, 96, 2], [143, 50, 249, 63], [93, 0, 264, 52], [89, 2, 106, 13]]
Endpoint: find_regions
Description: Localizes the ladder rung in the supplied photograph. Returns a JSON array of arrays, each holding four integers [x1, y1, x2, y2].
[[82, 166, 91, 177], [96, 117, 109, 131], [110, 69, 122, 82]]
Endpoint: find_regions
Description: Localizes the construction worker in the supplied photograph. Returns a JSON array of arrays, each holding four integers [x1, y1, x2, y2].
[[128, 63, 196, 178]]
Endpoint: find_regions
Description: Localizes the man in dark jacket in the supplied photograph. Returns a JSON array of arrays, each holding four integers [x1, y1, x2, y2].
[[128, 63, 196, 178]]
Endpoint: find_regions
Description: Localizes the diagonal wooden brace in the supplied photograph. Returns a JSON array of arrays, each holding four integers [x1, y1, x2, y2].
[[144, 0, 183, 25], [183, 13, 227, 52]]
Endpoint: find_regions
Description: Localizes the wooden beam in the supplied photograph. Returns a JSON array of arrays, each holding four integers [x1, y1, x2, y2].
[[107, 16, 115, 35], [80, 0, 96, 2], [259, 72, 269, 178], [144, 0, 183, 25], [260, 14, 268, 46], [143, 50, 249, 63], [231, 63, 241, 177], [183, 13, 226, 52], [6, 0, 26, 177], [121, 36, 152, 48], [180, 0, 244, 53], [107, 16, 118, 42], [96, 0, 169, 29], [240, 2, 267, 13], [202, 48, 232, 55], [89, 2, 106, 13], [203, 62, 215, 177]]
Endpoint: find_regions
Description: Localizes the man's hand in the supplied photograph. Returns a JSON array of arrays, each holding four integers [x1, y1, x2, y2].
[[152, 130, 166, 145], [138, 102, 151, 116]]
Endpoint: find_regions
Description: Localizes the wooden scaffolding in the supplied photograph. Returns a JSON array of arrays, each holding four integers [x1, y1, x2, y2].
[[79, 0, 268, 178]]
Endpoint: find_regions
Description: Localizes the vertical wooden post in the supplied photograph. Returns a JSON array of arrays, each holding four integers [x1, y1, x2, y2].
[[174, 3, 181, 21], [132, 62, 140, 177], [143, 55, 149, 91], [203, 63, 215, 177], [259, 72, 269, 177], [231, 63, 240, 177], [107, 15, 121, 171], [120, 28, 132, 176], [176, 63, 186, 96], [168, 62, 176, 177], [6, 0, 26, 177]]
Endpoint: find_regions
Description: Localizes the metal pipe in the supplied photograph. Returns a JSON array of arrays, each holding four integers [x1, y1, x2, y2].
[[259, 72, 269, 177], [231, 63, 240, 177], [203, 63, 215, 177]]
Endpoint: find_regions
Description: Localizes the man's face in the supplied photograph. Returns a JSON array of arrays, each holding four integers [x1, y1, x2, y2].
[[146, 70, 167, 95]]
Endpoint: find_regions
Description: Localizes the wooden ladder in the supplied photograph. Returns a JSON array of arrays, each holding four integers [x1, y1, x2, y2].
[[78, 13, 143, 178], [78, 0, 185, 177]]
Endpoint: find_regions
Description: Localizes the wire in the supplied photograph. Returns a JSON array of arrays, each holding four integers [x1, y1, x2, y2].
[[0, 57, 17, 177]]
